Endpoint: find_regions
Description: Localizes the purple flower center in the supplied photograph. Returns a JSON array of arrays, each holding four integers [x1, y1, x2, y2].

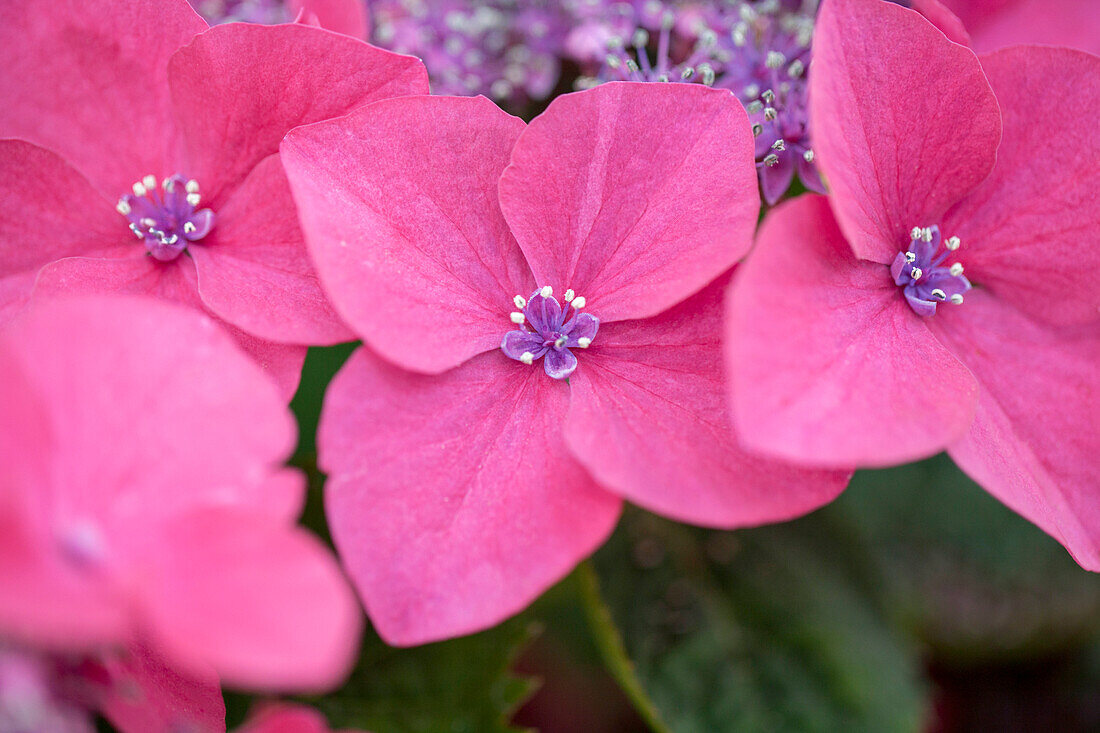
[[500, 286, 599, 380], [116, 175, 215, 262], [890, 225, 971, 317]]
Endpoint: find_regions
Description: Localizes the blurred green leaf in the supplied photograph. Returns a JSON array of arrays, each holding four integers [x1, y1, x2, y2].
[[587, 509, 927, 733], [830, 455, 1100, 663], [308, 618, 540, 733]]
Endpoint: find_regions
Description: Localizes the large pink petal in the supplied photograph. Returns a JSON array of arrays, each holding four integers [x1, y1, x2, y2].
[[136, 508, 361, 692], [498, 82, 758, 322], [0, 0, 205, 195], [565, 273, 851, 527], [943, 46, 1100, 326], [33, 255, 305, 400], [932, 292, 1100, 570], [98, 644, 225, 733], [238, 704, 340, 733], [810, 0, 1001, 263], [910, 0, 972, 45], [281, 95, 533, 373], [320, 347, 621, 645], [190, 154, 353, 345], [941, 0, 1100, 54], [168, 22, 427, 204], [290, 0, 370, 39], [3, 295, 301, 530], [725, 195, 979, 467], [0, 141, 130, 325]]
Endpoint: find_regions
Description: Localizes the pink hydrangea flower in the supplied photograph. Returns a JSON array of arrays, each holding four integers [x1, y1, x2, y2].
[[0, 295, 362, 692], [0, 0, 426, 398], [280, 82, 852, 645], [726, 0, 1100, 565]]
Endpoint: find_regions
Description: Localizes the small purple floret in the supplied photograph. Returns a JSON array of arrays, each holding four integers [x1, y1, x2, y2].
[[117, 175, 215, 262], [501, 288, 599, 380], [891, 225, 971, 317]]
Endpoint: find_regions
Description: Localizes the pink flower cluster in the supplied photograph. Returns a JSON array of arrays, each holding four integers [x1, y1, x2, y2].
[[0, 0, 1096, 728]]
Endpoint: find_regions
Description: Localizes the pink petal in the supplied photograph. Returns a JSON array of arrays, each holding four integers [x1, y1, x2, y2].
[[498, 82, 758, 321], [190, 154, 354, 345], [320, 348, 621, 645], [33, 255, 305, 400], [810, 0, 1001, 263], [289, 0, 370, 39], [0, 141, 130, 325], [98, 644, 225, 733], [932, 291, 1100, 570], [138, 508, 362, 692], [909, 0, 973, 45], [168, 22, 428, 203], [941, 0, 1100, 54], [281, 95, 533, 373], [238, 703, 341, 733], [3, 295, 301, 530], [725, 195, 979, 467], [943, 46, 1100, 326], [0, 0, 206, 195], [565, 273, 851, 527]]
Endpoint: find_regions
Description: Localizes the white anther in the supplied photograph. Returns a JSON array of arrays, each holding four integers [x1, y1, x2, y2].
[[163, 177, 174, 191], [763, 107, 778, 121], [803, 149, 814, 163], [554, 336, 568, 348], [766, 51, 786, 69], [771, 139, 786, 151], [921, 227, 934, 243], [132, 181, 147, 197], [520, 352, 534, 365], [931, 288, 947, 301], [950, 293, 964, 305], [185, 179, 200, 194], [577, 337, 592, 348], [116, 199, 132, 215], [763, 153, 780, 167], [949, 263, 964, 277], [746, 100, 764, 114], [751, 123, 764, 137], [571, 296, 586, 309], [761, 89, 775, 104], [905, 251, 916, 263], [910, 227, 922, 240], [183, 221, 197, 234], [910, 267, 923, 280], [513, 295, 526, 309], [743, 83, 760, 99], [539, 285, 552, 297], [140, 217, 156, 228], [510, 312, 525, 325], [788, 59, 805, 78], [945, 236, 961, 251], [142, 174, 156, 190], [564, 289, 575, 302], [186, 193, 201, 207]]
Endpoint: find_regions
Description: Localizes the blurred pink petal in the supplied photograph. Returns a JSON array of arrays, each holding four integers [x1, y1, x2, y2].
[[938, 0, 1100, 54]]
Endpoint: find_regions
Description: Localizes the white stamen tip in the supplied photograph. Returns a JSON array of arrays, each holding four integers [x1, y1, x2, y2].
[[186, 193, 201, 207], [132, 182, 147, 197], [910, 227, 923, 240], [539, 285, 552, 298], [950, 293, 964, 305], [803, 149, 814, 163], [162, 177, 173, 191], [185, 179, 200, 193], [142, 174, 156, 189], [116, 200, 132, 215], [183, 221, 196, 234], [564, 289, 575, 302], [513, 295, 526, 309], [571, 296, 586, 309], [577, 337, 592, 348], [931, 288, 947, 301], [945, 236, 961, 251], [949, 263, 964, 277], [510, 311, 525, 325], [554, 336, 567, 348], [520, 352, 534, 365], [905, 251, 916, 263], [921, 228, 934, 243], [910, 267, 923, 280]]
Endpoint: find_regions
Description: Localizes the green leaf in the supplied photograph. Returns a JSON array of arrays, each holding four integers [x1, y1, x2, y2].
[[831, 454, 1100, 663], [308, 618, 540, 733], [587, 509, 927, 733]]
